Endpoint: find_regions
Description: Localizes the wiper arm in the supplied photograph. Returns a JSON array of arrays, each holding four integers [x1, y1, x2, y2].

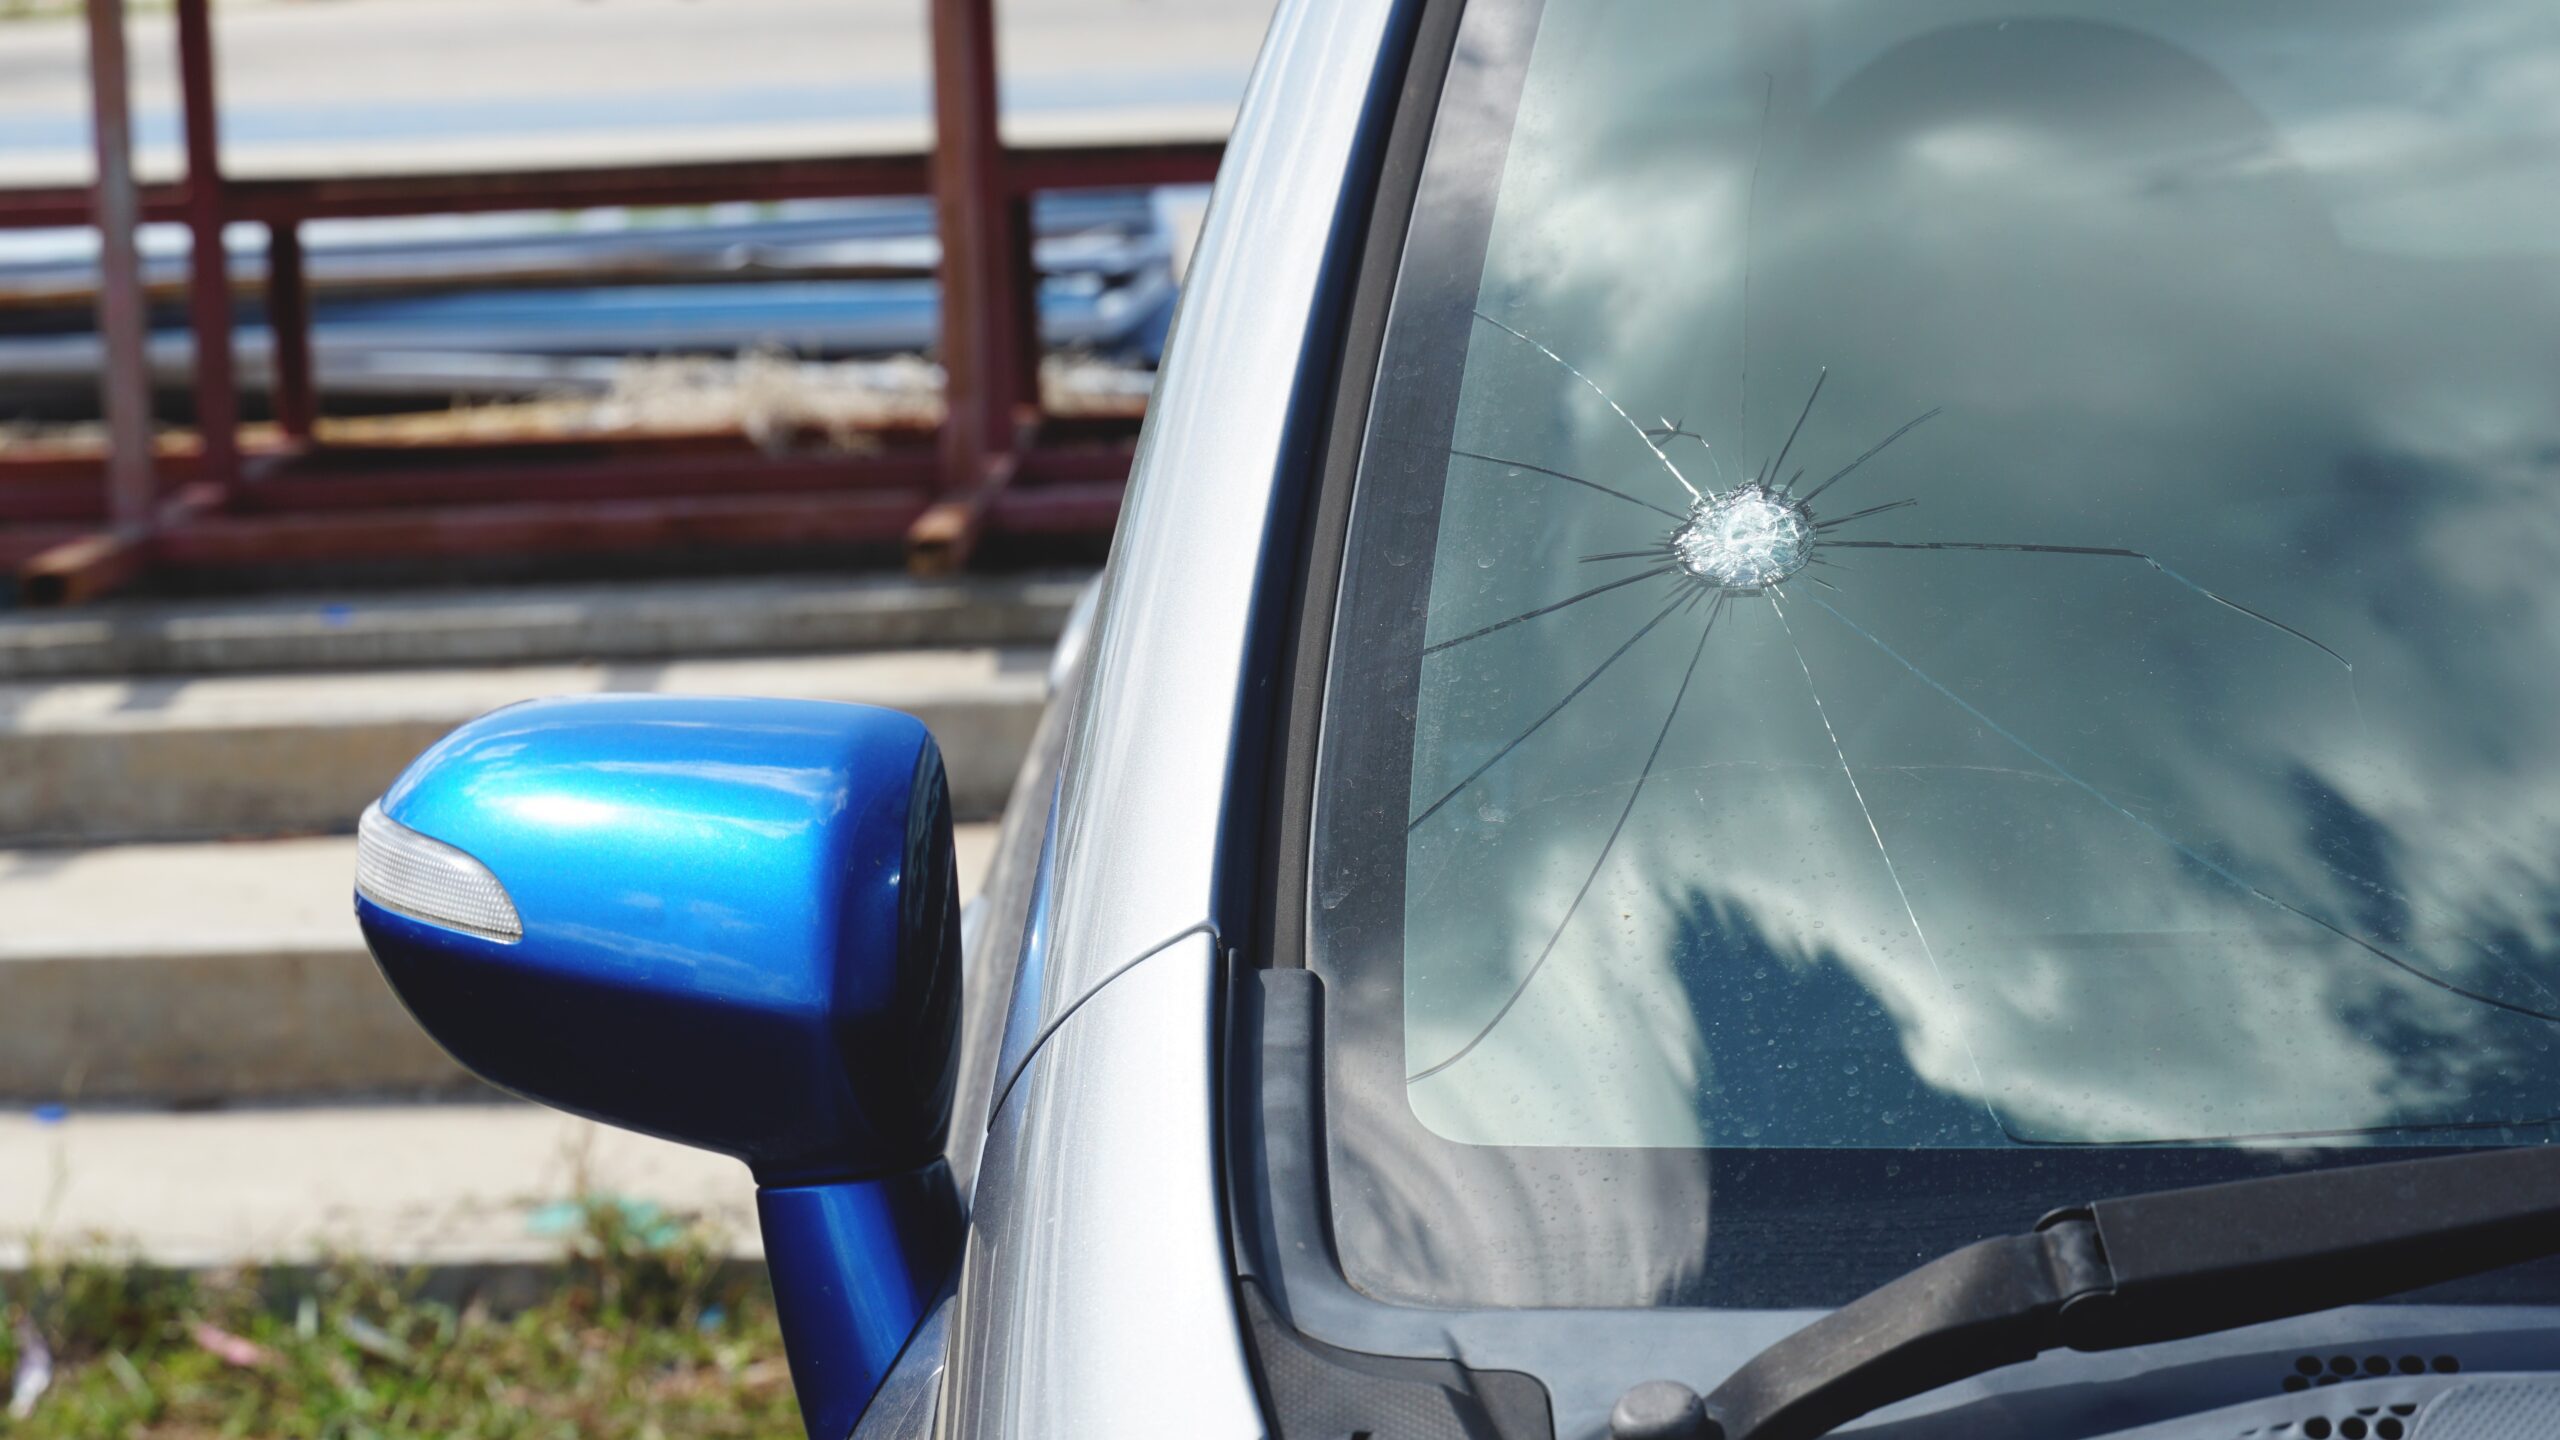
[[1682, 1144, 2560, 1440]]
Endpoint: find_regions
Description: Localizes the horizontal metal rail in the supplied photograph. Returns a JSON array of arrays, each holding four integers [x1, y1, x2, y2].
[[0, 143, 1223, 233]]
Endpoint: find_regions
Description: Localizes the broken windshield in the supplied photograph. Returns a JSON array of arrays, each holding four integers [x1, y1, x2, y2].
[[1307, 0, 2560, 1308]]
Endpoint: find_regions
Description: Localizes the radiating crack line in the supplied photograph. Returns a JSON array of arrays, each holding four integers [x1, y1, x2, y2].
[[2289, 847, 2560, 1016], [1793, 407, 1943, 504], [1761, 368, 1827, 488], [1410, 592, 1726, 1083], [1820, 538, 2359, 679], [1421, 565, 1677, 655], [1813, 498, 1917, 531], [1769, 591, 2008, 1134], [1410, 586, 1697, 832], [1449, 448, 1689, 521], [1471, 310, 1703, 501], [1803, 591, 2560, 1027]]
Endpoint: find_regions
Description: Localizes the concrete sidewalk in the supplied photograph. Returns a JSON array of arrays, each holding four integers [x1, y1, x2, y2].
[[0, 1102, 762, 1270], [0, 645, 1046, 842], [0, 824, 996, 1103]]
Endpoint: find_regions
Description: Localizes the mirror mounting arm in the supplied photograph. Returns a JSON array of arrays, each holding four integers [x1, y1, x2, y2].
[[761, 1166, 965, 1440]]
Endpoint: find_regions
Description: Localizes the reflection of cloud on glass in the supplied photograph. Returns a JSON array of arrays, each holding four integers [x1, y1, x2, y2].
[[1404, 1, 2560, 1148]]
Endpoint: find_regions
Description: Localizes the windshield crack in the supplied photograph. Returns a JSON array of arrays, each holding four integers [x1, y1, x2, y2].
[[1404, 313, 2550, 1100]]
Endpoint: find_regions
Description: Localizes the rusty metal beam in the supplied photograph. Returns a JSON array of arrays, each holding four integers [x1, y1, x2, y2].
[[265, 221, 317, 442], [0, 443, 201, 487], [269, 423, 942, 467], [174, 0, 238, 495], [84, 0, 156, 532], [908, 449, 1015, 575], [928, 0, 1021, 507], [1005, 141, 1224, 192], [22, 478, 1128, 585], [154, 491, 929, 567], [0, 153, 928, 230], [0, 421, 961, 493], [220, 153, 936, 224], [2, 437, 1141, 528], [0, 526, 90, 571], [0, 476, 109, 526], [0, 141, 1217, 233], [0, 183, 184, 230], [985, 481, 1125, 535], [911, 446, 1141, 567], [16, 480, 225, 603], [1003, 186, 1040, 420], [1013, 438, 1146, 481], [19, 530, 151, 607], [232, 449, 938, 513]]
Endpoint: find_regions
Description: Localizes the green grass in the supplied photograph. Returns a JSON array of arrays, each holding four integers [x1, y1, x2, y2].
[[1, 1202, 801, 1439]]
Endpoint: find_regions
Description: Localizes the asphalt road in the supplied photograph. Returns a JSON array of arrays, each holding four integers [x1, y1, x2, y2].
[[0, 0, 1272, 187]]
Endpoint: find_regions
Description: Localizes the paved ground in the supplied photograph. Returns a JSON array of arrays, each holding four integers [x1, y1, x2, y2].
[[0, 1103, 765, 1268], [0, 0, 1274, 186], [0, 821, 996, 1267]]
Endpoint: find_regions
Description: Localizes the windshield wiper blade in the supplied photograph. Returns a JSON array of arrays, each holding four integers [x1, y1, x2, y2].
[[1694, 1144, 2560, 1440]]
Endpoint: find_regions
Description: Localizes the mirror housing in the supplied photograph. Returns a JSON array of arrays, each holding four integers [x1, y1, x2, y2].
[[354, 694, 964, 1438]]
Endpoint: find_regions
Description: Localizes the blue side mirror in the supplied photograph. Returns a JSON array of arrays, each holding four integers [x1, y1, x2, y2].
[[353, 694, 964, 1440]]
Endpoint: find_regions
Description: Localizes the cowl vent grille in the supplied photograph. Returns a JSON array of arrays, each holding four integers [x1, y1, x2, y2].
[[2282, 1354, 2463, 1394], [2405, 1380, 2560, 1440], [2093, 1366, 2555, 1440]]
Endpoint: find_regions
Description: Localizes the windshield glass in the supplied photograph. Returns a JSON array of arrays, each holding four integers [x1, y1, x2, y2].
[[1307, 0, 2560, 1309]]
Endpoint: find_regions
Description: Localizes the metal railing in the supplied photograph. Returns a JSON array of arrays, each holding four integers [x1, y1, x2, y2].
[[0, 0, 1223, 602]]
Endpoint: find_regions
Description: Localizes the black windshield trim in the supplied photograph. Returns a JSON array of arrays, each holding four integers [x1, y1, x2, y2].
[[1255, 0, 1474, 984]]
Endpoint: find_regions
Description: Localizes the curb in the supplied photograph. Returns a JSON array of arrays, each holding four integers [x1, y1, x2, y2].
[[0, 573, 1086, 680], [0, 943, 480, 1106], [0, 649, 1046, 842]]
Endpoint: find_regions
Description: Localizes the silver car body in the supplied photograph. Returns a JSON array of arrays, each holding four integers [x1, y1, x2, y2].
[[899, 0, 1414, 1430]]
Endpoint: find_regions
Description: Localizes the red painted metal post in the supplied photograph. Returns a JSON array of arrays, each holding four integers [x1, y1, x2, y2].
[[1004, 186, 1039, 414], [266, 221, 317, 442], [923, 0, 1024, 539], [174, 0, 240, 488], [84, 0, 155, 530], [916, 0, 1040, 568]]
